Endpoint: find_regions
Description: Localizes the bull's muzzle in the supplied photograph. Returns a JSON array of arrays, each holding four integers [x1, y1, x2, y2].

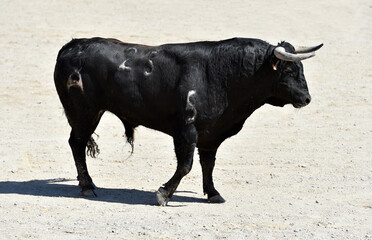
[[293, 95, 311, 108]]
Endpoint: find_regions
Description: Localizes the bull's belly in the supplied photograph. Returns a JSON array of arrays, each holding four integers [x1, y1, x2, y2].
[[106, 93, 176, 136], [106, 66, 179, 134]]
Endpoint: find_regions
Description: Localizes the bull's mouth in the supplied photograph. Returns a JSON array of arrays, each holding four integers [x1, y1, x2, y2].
[[292, 100, 311, 108], [293, 103, 305, 108]]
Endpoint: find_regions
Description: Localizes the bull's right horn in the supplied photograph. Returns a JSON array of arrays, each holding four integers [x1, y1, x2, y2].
[[274, 47, 315, 62]]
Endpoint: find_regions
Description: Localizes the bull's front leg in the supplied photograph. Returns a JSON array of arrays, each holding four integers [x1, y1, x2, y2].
[[156, 124, 198, 206], [199, 149, 225, 203]]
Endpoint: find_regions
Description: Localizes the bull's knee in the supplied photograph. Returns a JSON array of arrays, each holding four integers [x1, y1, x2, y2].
[[68, 135, 86, 150], [68, 135, 79, 149], [179, 164, 192, 176]]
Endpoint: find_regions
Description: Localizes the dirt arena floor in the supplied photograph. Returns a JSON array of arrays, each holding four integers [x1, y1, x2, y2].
[[0, 0, 371, 239]]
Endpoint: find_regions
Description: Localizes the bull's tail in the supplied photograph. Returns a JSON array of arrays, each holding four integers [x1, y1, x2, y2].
[[125, 124, 135, 154], [86, 134, 100, 158], [85, 126, 134, 158], [85, 127, 134, 158]]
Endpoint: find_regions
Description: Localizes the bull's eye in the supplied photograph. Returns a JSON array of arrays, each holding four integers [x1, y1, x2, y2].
[[283, 68, 292, 74], [283, 67, 297, 77]]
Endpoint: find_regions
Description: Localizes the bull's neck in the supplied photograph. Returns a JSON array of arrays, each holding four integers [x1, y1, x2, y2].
[[208, 44, 274, 111]]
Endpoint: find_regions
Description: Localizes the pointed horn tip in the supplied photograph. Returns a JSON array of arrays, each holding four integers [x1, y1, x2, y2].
[[274, 46, 316, 61], [312, 43, 323, 53], [295, 43, 324, 54]]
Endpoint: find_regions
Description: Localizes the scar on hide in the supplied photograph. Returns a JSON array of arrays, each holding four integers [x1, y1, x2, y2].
[[125, 47, 137, 55], [144, 59, 153, 76], [67, 69, 83, 92], [119, 59, 131, 71], [144, 51, 158, 76], [185, 90, 197, 124]]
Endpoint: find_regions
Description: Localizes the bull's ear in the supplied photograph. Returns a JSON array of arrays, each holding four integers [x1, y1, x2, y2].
[[271, 58, 280, 71]]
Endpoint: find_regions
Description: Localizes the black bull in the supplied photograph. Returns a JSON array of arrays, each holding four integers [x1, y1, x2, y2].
[[54, 37, 322, 205]]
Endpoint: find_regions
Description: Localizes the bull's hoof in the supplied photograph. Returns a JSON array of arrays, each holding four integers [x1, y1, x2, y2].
[[80, 182, 97, 197], [208, 194, 225, 203], [156, 187, 170, 206], [81, 188, 97, 197]]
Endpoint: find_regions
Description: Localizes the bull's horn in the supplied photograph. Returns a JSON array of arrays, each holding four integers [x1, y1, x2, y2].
[[274, 47, 315, 61], [295, 43, 323, 54]]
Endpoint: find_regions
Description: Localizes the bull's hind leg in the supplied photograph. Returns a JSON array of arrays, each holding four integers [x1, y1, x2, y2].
[[69, 126, 99, 196], [65, 95, 103, 196], [156, 124, 198, 206], [199, 149, 225, 203]]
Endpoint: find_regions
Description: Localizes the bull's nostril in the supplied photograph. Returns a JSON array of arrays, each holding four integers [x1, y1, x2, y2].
[[305, 98, 311, 104]]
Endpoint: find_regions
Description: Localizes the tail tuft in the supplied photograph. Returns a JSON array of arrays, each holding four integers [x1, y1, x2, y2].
[[125, 125, 135, 154], [86, 135, 100, 158]]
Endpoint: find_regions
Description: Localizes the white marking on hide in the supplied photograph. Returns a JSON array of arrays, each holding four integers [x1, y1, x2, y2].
[[186, 90, 197, 124], [187, 90, 196, 102], [150, 51, 158, 57], [144, 59, 153, 76], [119, 60, 131, 71]]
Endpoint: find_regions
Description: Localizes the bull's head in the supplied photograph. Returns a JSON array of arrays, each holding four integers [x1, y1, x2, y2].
[[266, 42, 323, 108]]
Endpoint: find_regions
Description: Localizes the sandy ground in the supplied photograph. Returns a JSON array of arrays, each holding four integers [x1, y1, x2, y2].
[[0, 0, 371, 239]]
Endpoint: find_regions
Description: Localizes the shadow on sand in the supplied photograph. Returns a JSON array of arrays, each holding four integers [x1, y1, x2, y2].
[[0, 178, 206, 206]]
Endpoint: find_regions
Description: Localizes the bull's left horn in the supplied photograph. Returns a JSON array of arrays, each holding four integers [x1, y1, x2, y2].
[[274, 47, 315, 62], [295, 43, 323, 54]]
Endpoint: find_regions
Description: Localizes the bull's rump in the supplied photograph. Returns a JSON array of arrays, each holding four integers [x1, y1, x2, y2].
[[54, 38, 184, 133]]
